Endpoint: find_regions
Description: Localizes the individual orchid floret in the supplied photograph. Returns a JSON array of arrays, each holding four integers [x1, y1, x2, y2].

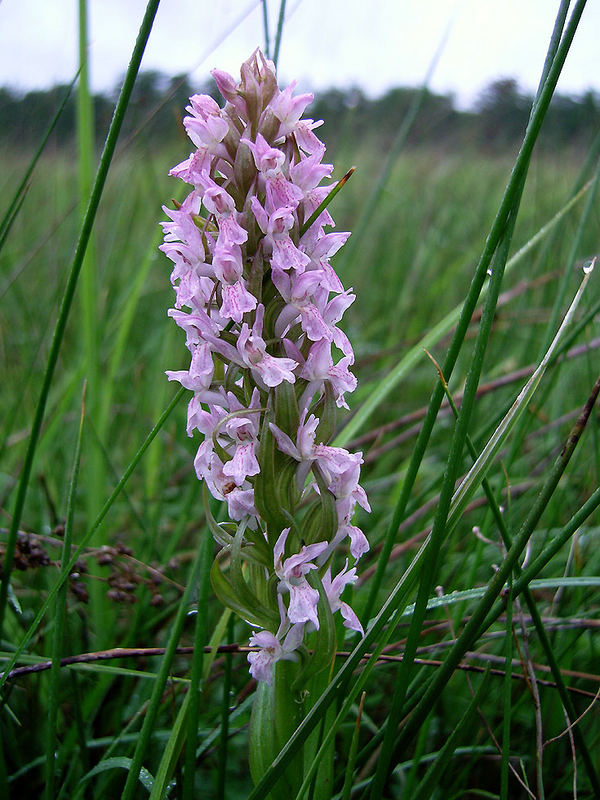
[[236, 305, 298, 388], [165, 342, 214, 394], [247, 596, 305, 685], [194, 444, 258, 523], [300, 339, 357, 409], [221, 389, 262, 484], [269, 407, 319, 488], [272, 268, 332, 342], [314, 446, 370, 517], [274, 528, 328, 629], [251, 198, 310, 273], [183, 94, 230, 157], [241, 133, 285, 178], [269, 81, 314, 139], [322, 563, 363, 635], [212, 243, 257, 322], [333, 520, 370, 562], [248, 630, 297, 685]]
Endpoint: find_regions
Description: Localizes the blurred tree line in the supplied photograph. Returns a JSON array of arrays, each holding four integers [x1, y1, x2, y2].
[[1, 71, 598, 154]]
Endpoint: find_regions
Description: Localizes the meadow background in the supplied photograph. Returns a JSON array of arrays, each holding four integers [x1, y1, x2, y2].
[[1, 1, 600, 798]]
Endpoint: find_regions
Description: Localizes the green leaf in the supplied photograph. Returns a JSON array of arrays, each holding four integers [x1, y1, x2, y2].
[[249, 681, 295, 799], [210, 550, 277, 629], [255, 404, 290, 532], [78, 757, 155, 794], [312, 382, 337, 447], [274, 376, 299, 436]]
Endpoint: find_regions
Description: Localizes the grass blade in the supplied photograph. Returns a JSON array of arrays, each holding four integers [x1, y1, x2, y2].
[[272, 0, 286, 69], [340, 693, 365, 800], [43, 385, 86, 800], [0, 0, 162, 635], [183, 529, 215, 796]]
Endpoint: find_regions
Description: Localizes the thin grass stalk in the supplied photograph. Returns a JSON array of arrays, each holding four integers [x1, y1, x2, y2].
[[77, 0, 98, 429], [181, 529, 213, 799], [120, 532, 207, 800], [0, 76, 77, 245], [77, 0, 101, 545], [517, 499, 600, 598], [0, 188, 29, 255], [500, 581, 513, 800], [584, 329, 600, 481], [340, 693, 365, 800], [261, 0, 271, 59], [535, 0, 571, 95], [391, 371, 600, 766], [217, 615, 235, 799], [401, 714, 432, 799], [544, 158, 600, 353], [148, 693, 190, 800], [0, 385, 183, 694], [43, 387, 86, 800], [0, 0, 162, 636], [272, 0, 286, 68], [360, 0, 587, 627]]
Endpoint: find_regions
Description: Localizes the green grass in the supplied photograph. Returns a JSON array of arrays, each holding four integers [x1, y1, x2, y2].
[[1, 5, 600, 796]]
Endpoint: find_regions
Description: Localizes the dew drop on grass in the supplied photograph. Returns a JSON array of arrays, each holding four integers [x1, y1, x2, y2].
[[583, 256, 596, 274]]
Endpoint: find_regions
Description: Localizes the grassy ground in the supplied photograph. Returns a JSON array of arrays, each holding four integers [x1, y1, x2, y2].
[[1, 117, 600, 798]]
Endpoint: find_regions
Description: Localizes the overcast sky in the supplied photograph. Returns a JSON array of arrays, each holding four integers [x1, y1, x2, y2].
[[1, 1, 598, 108]]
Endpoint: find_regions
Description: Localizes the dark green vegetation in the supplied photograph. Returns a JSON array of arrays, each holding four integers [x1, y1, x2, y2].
[[2, 70, 599, 153], [1, 13, 600, 799]]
